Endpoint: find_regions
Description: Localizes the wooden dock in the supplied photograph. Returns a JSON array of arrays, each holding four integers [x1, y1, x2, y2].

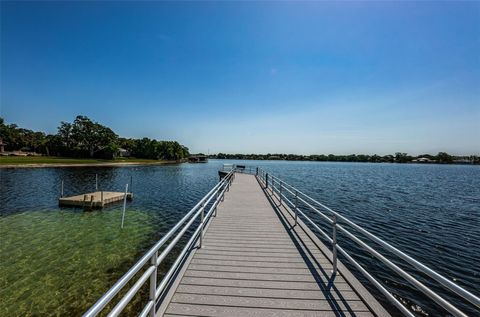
[[158, 173, 390, 316], [59, 191, 132, 209]]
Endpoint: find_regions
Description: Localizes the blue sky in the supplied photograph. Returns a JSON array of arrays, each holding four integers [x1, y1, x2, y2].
[[1, 1, 479, 155]]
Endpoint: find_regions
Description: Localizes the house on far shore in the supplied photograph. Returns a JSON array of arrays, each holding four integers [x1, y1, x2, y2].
[[412, 157, 435, 163], [189, 155, 208, 163], [117, 148, 131, 157]]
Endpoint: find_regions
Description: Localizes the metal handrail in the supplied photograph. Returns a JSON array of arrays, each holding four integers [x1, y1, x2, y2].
[[84, 169, 236, 317], [254, 167, 479, 317]]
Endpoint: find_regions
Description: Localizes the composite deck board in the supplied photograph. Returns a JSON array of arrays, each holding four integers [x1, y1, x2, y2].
[[174, 285, 362, 300], [161, 173, 387, 316], [179, 277, 356, 291]]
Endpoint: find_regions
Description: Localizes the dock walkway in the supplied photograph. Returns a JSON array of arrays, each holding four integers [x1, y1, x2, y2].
[[159, 173, 389, 316]]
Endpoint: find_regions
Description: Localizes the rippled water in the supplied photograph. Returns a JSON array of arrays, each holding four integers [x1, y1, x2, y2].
[[0, 161, 479, 316]]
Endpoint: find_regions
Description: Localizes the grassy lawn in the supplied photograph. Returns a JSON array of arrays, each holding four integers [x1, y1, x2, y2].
[[0, 156, 164, 165]]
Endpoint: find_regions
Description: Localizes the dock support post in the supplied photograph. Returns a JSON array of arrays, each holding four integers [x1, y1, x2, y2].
[[83, 194, 88, 209], [130, 175, 133, 195], [332, 214, 338, 275], [294, 190, 298, 226], [60, 180, 64, 198], [121, 183, 129, 229], [95, 174, 98, 191], [199, 202, 205, 248], [149, 251, 158, 317]]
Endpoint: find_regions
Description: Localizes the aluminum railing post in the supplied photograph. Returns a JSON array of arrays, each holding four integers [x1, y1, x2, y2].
[[266, 173, 269, 188], [279, 181, 283, 206], [149, 251, 158, 317], [294, 190, 298, 226], [214, 191, 218, 217], [332, 214, 338, 275], [199, 203, 205, 248]]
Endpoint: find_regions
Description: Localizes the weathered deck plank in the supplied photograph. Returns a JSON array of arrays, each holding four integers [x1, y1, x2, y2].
[[160, 173, 389, 317]]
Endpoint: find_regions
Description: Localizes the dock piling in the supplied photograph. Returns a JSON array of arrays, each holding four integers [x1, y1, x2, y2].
[[83, 194, 88, 209], [95, 174, 98, 191], [121, 184, 129, 228], [130, 176, 133, 195], [101, 191, 104, 208]]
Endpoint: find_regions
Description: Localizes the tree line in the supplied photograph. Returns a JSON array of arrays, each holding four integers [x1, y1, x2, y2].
[[0, 116, 190, 160], [210, 152, 479, 164]]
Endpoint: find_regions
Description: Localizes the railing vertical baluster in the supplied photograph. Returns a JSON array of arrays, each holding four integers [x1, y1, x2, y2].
[[332, 214, 338, 275], [199, 202, 205, 248], [294, 190, 298, 226], [279, 181, 283, 206], [266, 173, 269, 188], [149, 251, 157, 317], [221, 181, 225, 202], [214, 191, 218, 217]]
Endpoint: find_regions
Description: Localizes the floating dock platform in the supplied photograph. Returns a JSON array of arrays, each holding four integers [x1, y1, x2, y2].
[[59, 191, 133, 209]]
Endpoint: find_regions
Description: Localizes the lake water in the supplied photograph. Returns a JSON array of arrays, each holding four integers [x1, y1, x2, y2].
[[0, 160, 479, 316]]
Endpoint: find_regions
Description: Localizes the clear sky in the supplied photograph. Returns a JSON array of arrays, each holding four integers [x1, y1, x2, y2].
[[1, 1, 479, 155]]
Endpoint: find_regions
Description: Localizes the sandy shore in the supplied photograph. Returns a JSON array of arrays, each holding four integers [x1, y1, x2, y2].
[[0, 161, 179, 169]]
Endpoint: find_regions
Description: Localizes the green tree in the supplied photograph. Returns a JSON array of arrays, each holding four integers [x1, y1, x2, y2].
[[395, 152, 411, 163], [437, 152, 453, 163], [69, 115, 118, 157]]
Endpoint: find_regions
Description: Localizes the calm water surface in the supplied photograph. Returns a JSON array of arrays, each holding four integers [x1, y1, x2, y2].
[[0, 160, 478, 316]]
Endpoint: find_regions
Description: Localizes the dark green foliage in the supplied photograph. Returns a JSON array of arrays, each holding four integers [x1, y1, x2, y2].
[[0, 117, 47, 152], [0, 116, 189, 161], [395, 152, 412, 163], [437, 152, 454, 164], [118, 137, 189, 160]]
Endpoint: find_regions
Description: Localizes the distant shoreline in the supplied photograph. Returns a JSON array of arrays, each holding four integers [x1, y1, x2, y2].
[[210, 158, 479, 165], [0, 157, 180, 169]]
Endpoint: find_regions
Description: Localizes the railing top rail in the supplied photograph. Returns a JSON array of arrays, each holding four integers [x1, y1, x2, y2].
[[255, 167, 480, 313], [84, 169, 235, 317]]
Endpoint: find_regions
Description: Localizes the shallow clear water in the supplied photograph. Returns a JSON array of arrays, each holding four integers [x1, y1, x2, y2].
[[0, 161, 479, 316]]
